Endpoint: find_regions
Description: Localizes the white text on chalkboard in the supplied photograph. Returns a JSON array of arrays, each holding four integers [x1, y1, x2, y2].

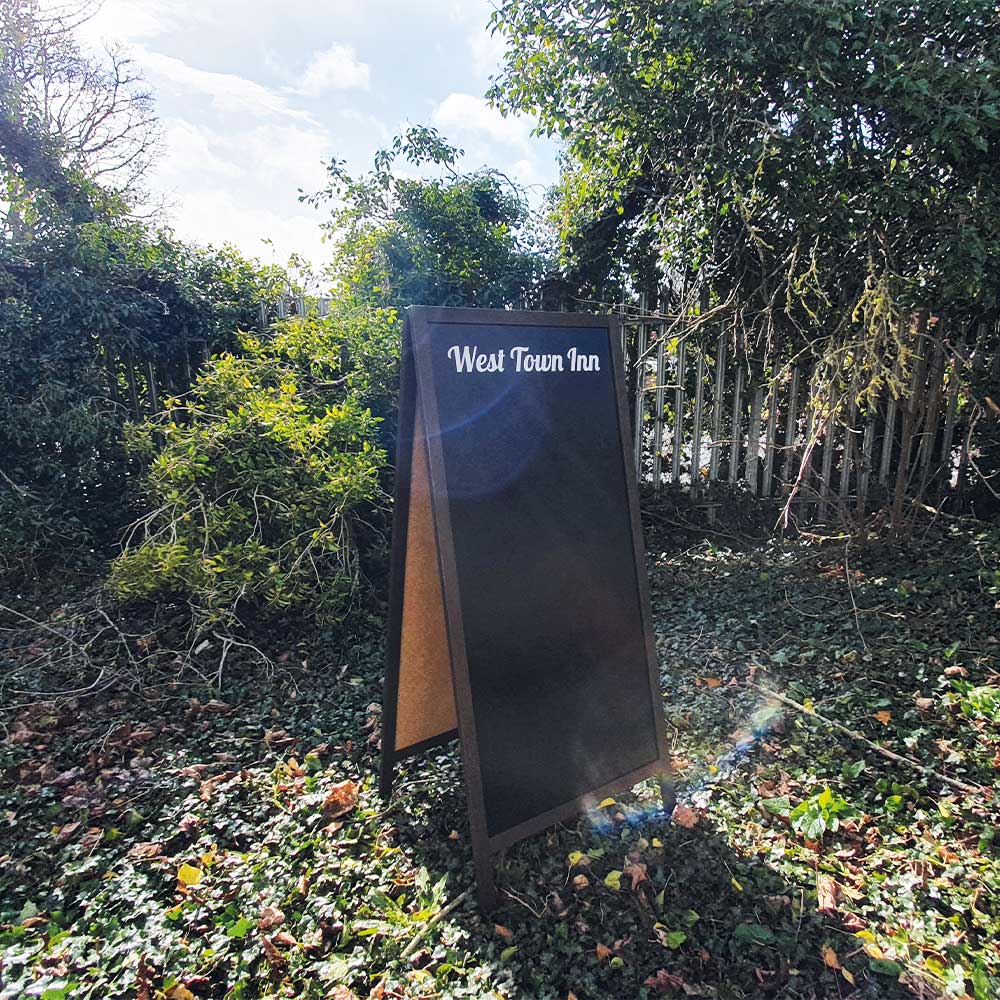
[[447, 345, 601, 374]]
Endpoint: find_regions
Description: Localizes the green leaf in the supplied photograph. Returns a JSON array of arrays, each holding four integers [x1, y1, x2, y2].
[[733, 923, 776, 947], [604, 870, 623, 890], [869, 958, 903, 977], [761, 796, 791, 816]]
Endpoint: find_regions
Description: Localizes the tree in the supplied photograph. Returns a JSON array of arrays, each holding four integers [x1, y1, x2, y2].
[[490, 0, 1000, 403], [0, 0, 158, 223], [308, 126, 547, 311]]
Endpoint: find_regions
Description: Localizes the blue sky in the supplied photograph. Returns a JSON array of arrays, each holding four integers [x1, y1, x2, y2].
[[79, 0, 561, 270]]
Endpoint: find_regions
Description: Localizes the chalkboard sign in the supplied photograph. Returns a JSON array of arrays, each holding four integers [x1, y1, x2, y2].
[[381, 307, 672, 909]]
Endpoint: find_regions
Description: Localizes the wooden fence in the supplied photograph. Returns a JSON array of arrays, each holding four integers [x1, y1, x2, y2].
[[623, 310, 998, 524], [101, 295, 333, 420]]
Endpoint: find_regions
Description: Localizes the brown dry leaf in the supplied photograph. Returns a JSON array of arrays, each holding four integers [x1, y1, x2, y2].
[[703, 677, 723, 688], [258, 905, 285, 931], [644, 969, 685, 994], [260, 933, 287, 970], [165, 986, 196, 1000], [129, 842, 162, 865], [272, 931, 297, 948], [323, 779, 359, 818], [672, 804, 701, 829], [821, 945, 840, 969], [624, 862, 648, 890], [944, 665, 968, 678], [572, 874, 590, 890], [595, 943, 613, 961], [567, 993, 579, 1000], [137, 953, 154, 1000], [329, 989, 360, 1000], [914, 696, 934, 714], [873, 710, 892, 726], [816, 875, 839, 915], [494, 924, 514, 943]]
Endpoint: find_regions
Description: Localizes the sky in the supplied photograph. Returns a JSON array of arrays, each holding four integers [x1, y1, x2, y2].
[[78, 0, 561, 271]]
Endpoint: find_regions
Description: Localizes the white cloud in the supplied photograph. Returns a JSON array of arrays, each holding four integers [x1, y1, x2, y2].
[[469, 24, 508, 79], [168, 186, 329, 269], [294, 44, 370, 96], [432, 92, 532, 151], [137, 47, 315, 121], [78, 0, 193, 45]]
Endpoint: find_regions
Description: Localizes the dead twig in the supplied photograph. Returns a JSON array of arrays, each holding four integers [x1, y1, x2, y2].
[[750, 683, 984, 796], [399, 888, 473, 960]]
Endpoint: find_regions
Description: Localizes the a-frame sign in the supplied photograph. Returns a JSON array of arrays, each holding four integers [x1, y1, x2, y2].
[[381, 307, 673, 910]]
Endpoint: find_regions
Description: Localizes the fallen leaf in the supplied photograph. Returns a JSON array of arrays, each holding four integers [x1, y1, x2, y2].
[[165, 986, 195, 1000], [874, 711, 892, 726], [494, 924, 514, 943], [572, 874, 590, 890], [821, 945, 840, 969], [604, 870, 623, 890], [597, 797, 616, 809], [260, 933, 287, 970], [272, 931, 297, 948], [644, 969, 685, 994], [177, 863, 202, 887], [323, 779, 359, 818], [624, 862, 648, 890], [703, 677, 723, 688], [259, 905, 285, 931], [329, 989, 359, 1000], [137, 953, 154, 1000], [816, 875, 839, 915], [672, 804, 701, 829], [596, 943, 613, 961]]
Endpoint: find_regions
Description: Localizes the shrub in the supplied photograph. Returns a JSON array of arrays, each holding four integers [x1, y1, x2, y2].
[[109, 303, 396, 625]]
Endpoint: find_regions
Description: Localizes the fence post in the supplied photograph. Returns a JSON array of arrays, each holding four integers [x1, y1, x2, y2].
[[652, 323, 666, 492], [671, 337, 686, 487], [708, 331, 726, 483], [728, 365, 744, 484]]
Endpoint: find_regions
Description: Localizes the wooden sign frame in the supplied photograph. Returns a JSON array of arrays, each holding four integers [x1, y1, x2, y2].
[[381, 307, 673, 910]]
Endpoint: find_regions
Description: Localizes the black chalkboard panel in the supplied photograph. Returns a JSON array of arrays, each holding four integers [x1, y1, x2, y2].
[[425, 321, 660, 836], [382, 307, 670, 910]]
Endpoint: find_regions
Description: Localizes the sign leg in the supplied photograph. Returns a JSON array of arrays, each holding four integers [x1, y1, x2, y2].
[[380, 755, 395, 801], [474, 850, 499, 912], [659, 773, 676, 818]]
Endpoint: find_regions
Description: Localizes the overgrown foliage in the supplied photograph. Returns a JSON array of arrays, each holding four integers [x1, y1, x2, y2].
[[490, 0, 1000, 501], [309, 127, 547, 311], [109, 304, 394, 626], [3, 519, 999, 998]]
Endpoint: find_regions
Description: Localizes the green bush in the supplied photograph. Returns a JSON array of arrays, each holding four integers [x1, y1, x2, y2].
[[109, 303, 396, 624]]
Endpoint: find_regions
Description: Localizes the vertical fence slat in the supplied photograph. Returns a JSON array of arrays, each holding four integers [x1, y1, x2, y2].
[[652, 325, 666, 492], [690, 347, 705, 498], [745, 385, 763, 494], [728, 365, 744, 484], [671, 338, 687, 486], [145, 360, 159, 414], [782, 365, 800, 489], [633, 323, 648, 485], [818, 401, 836, 521], [859, 413, 876, 513], [708, 332, 726, 483], [839, 398, 857, 501], [761, 383, 779, 497]]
